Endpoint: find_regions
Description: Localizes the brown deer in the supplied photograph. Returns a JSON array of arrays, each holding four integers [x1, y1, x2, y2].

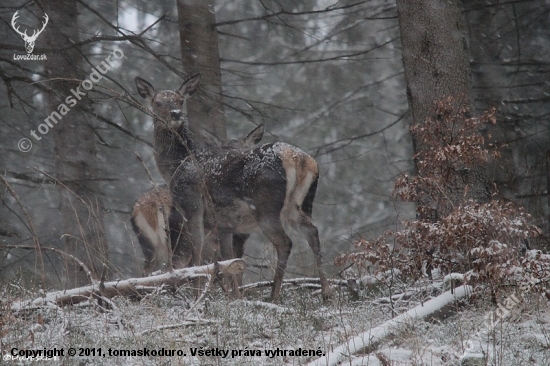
[[131, 125, 265, 275], [135, 75, 331, 301]]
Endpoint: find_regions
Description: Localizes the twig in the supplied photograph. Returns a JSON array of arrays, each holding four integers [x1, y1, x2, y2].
[[0, 244, 97, 284], [32, 169, 89, 207], [136, 274, 216, 336], [184, 274, 213, 318], [0, 176, 44, 283], [134, 152, 158, 188]]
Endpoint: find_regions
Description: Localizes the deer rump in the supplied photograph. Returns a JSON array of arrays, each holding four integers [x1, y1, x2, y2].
[[171, 141, 319, 261], [131, 124, 265, 275], [133, 75, 329, 300], [131, 185, 194, 274]]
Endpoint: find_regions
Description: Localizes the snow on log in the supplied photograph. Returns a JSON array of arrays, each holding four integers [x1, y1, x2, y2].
[[11, 259, 246, 312], [308, 285, 473, 366]]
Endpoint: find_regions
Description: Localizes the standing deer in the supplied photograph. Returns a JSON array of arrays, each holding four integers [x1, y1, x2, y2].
[[135, 75, 331, 301], [131, 125, 265, 275]]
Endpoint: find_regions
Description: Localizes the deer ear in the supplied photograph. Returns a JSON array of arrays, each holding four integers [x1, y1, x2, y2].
[[243, 124, 265, 147], [179, 74, 201, 97], [135, 77, 155, 99]]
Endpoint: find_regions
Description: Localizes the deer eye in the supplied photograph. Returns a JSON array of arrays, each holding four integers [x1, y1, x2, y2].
[[155, 101, 162, 107]]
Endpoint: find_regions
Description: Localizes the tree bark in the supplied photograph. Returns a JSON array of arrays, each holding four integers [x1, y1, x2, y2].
[[177, 0, 226, 142], [42, 0, 107, 287], [397, 0, 473, 124], [396, 0, 491, 218], [465, 1, 550, 243]]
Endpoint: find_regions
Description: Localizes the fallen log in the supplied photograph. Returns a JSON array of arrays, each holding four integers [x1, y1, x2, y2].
[[307, 285, 473, 366], [11, 259, 246, 312]]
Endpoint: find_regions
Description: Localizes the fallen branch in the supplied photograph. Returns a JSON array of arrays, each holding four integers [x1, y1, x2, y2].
[[240, 300, 295, 314], [307, 285, 473, 366], [137, 318, 217, 336], [11, 259, 246, 312], [240, 277, 347, 291]]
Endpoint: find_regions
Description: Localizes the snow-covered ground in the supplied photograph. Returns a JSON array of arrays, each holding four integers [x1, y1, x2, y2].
[[2, 278, 549, 365]]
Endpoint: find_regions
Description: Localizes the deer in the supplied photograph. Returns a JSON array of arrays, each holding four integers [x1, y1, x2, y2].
[[131, 125, 265, 275], [11, 11, 49, 54], [135, 75, 331, 301]]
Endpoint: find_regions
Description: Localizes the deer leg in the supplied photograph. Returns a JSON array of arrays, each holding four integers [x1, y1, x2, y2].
[[297, 176, 331, 300], [139, 232, 169, 275], [131, 215, 169, 275], [250, 172, 289, 301], [218, 229, 234, 260], [140, 239, 155, 276], [232, 233, 248, 258], [230, 233, 249, 290], [184, 205, 205, 267], [169, 206, 192, 268], [170, 180, 205, 268], [154, 231, 171, 272], [217, 229, 241, 298], [297, 214, 331, 301], [174, 198, 206, 296], [255, 217, 292, 302]]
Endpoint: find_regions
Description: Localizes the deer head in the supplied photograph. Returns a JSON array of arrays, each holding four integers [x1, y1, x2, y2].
[[136, 74, 201, 129], [11, 11, 49, 54], [134, 77, 331, 302], [136, 74, 202, 184]]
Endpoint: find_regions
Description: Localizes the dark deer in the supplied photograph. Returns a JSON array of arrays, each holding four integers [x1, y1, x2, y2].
[[135, 75, 331, 301], [131, 125, 265, 275]]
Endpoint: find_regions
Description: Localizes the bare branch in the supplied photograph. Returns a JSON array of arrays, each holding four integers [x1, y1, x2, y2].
[[0, 175, 44, 281], [0, 244, 97, 283]]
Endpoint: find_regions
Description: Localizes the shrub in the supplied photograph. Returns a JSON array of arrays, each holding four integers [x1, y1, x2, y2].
[[336, 97, 548, 300]]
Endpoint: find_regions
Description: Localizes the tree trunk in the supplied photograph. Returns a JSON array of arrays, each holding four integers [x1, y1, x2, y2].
[[177, 0, 226, 142], [396, 0, 491, 219], [465, 1, 550, 244], [42, 0, 107, 287]]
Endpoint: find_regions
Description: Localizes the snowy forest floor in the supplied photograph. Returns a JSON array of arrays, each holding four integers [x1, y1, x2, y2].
[[2, 276, 550, 365]]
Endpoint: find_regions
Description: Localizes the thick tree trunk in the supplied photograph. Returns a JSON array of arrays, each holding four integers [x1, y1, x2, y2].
[[397, 0, 491, 218], [397, 0, 473, 124], [465, 1, 550, 243], [176, 0, 228, 262], [177, 0, 226, 142], [42, 0, 107, 287]]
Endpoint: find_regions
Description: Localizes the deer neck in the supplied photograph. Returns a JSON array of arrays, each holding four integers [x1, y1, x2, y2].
[[153, 118, 198, 183]]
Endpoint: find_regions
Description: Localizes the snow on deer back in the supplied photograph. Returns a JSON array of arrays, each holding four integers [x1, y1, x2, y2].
[[135, 75, 330, 301]]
